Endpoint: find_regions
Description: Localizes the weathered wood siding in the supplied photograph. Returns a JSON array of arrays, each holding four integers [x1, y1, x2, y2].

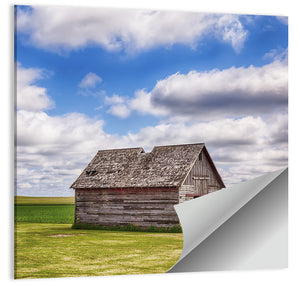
[[182, 151, 222, 196], [178, 185, 196, 203], [75, 188, 180, 228]]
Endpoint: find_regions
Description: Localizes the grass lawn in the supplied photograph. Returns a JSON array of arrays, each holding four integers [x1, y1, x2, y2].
[[14, 196, 183, 279], [15, 222, 183, 279]]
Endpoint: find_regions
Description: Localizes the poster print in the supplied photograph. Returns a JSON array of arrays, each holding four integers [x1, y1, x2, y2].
[[14, 5, 288, 279]]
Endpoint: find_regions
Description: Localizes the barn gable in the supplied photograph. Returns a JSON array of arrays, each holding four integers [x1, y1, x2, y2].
[[179, 146, 225, 202]]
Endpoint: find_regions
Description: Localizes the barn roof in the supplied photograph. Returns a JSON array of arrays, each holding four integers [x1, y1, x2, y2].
[[70, 143, 224, 189]]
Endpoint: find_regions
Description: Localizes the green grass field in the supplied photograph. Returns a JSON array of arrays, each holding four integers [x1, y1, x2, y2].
[[14, 196, 183, 279], [15, 196, 75, 224]]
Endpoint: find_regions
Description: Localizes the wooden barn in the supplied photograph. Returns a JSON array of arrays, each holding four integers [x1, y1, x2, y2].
[[70, 143, 225, 229]]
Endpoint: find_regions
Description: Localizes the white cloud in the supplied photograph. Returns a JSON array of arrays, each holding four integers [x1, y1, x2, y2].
[[104, 94, 131, 118], [127, 59, 288, 120], [107, 104, 131, 119], [104, 94, 125, 105], [16, 64, 54, 111], [127, 116, 267, 150], [16, 63, 288, 196], [17, 109, 124, 196], [104, 90, 169, 119], [129, 89, 168, 117], [214, 14, 247, 52], [17, 6, 247, 53], [17, 110, 109, 149], [125, 114, 288, 185], [263, 47, 288, 62], [79, 72, 102, 89], [17, 108, 288, 195]]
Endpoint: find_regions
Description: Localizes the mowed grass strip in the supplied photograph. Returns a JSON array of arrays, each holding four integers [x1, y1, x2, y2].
[[15, 196, 75, 205], [15, 222, 183, 279]]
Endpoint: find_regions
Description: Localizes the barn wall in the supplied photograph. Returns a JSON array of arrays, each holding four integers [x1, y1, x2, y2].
[[74, 188, 180, 229], [178, 185, 195, 203], [182, 151, 222, 196]]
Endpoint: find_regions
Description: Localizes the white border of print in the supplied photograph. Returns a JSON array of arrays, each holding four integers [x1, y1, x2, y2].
[[1, 1, 299, 286]]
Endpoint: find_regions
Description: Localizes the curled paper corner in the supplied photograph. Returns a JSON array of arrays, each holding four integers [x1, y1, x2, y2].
[[168, 167, 288, 272]]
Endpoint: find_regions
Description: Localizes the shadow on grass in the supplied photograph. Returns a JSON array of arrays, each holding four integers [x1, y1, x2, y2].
[[72, 223, 182, 233]]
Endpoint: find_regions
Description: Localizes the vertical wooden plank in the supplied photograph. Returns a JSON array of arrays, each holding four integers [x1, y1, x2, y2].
[[182, 150, 222, 197]]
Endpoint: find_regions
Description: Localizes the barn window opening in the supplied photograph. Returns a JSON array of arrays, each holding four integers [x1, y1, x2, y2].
[[193, 195, 200, 199], [86, 170, 98, 176], [199, 152, 202, 160]]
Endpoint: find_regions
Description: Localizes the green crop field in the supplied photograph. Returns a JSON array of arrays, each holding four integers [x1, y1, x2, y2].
[[15, 204, 75, 224], [15, 196, 75, 224], [14, 196, 183, 279]]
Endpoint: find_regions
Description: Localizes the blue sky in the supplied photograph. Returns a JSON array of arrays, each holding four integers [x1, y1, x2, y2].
[[15, 5, 288, 196]]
